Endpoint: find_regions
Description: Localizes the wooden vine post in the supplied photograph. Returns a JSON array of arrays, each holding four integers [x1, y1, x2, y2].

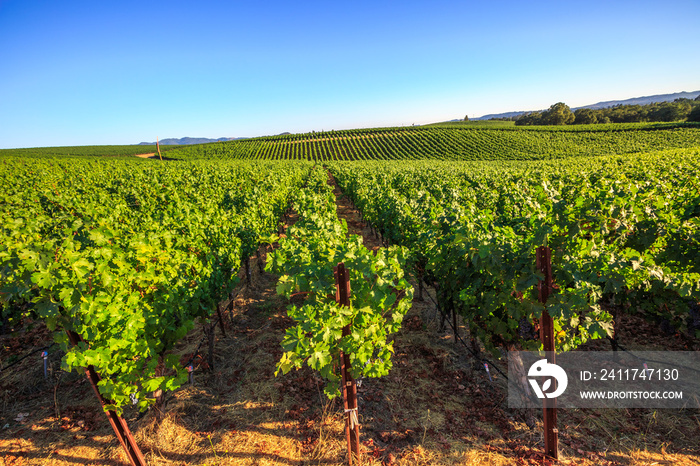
[[256, 249, 265, 274], [334, 262, 360, 465], [536, 246, 558, 460], [66, 331, 146, 466], [245, 256, 252, 286], [216, 302, 227, 338], [156, 136, 163, 161]]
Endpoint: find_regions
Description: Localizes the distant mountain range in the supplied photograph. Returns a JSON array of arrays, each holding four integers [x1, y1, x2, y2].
[[473, 90, 700, 121], [137, 137, 246, 145]]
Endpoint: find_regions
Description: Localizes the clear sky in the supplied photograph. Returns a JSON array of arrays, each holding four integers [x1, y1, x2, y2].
[[1, 0, 699, 148]]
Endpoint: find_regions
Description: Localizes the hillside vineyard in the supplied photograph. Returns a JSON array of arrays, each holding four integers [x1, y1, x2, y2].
[[165, 123, 700, 161]]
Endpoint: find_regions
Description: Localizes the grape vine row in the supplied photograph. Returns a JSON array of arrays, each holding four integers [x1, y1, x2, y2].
[[328, 148, 700, 356], [0, 157, 311, 412]]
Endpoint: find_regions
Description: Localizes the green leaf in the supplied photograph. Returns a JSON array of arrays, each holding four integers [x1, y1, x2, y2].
[[71, 258, 93, 277]]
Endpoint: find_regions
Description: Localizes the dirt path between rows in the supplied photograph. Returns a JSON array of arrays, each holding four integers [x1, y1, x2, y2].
[[132, 153, 179, 161], [327, 171, 384, 252]]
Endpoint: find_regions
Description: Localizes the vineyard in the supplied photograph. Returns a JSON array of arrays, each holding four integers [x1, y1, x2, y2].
[[1, 124, 699, 465], [0, 145, 184, 158], [329, 148, 700, 355], [1, 157, 310, 412], [164, 122, 700, 161]]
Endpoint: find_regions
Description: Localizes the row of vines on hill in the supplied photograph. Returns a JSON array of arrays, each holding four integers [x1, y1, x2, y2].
[[329, 148, 700, 357], [166, 124, 700, 162], [0, 156, 311, 412]]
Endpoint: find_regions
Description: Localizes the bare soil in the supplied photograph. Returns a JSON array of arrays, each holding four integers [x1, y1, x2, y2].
[[132, 153, 180, 161]]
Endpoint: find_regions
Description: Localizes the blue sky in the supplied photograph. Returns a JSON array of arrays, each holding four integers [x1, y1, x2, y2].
[[1, 0, 699, 148]]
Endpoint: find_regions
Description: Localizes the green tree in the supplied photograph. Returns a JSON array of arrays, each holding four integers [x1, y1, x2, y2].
[[688, 105, 700, 122], [464, 114, 469, 121], [608, 104, 645, 123], [649, 101, 689, 122], [515, 112, 544, 126], [573, 108, 598, 125], [543, 102, 575, 125]]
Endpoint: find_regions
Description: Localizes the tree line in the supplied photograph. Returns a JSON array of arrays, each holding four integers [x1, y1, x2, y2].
[[507, 96, 700, 126]]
